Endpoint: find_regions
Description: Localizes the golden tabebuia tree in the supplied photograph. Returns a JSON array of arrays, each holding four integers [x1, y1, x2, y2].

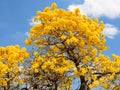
[[0, 45, 29, 90], [25, 3, 120, 90]]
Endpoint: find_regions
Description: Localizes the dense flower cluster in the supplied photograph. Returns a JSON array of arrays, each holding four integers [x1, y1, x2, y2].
[[0, 45, 29, 89], [24, 3, 120, 90]]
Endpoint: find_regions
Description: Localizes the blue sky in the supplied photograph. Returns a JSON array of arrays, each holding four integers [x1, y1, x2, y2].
[[0, 0, 120, 89], [1, 0, 120, 57], [0, 0, 83, 46]]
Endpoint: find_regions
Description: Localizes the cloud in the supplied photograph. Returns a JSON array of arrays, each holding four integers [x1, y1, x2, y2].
[[68, 0, 120, 18], [29, 18, 41, 26], [25, 32, 29, 37], [103, 24, 119, 39]]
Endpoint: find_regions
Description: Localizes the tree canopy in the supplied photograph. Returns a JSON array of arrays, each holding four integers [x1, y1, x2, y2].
[[24, 3, 120, 90], [0, 3, 120, 90]]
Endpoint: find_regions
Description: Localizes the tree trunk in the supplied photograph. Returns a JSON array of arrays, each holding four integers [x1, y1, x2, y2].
[[54, 83, 57, 90], [87, 86, 90, 90], [3, 87, 6, 90], [6, 72, 10, 90], [79, 76, 86, 90]]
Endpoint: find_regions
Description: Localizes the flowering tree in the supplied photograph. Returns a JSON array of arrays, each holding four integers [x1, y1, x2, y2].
[[0, 3, 119, 90], [24, 3, 120, 90], [0, 45, 29, 90]]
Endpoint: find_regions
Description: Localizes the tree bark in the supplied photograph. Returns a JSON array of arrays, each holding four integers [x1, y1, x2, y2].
[[3, 87, 6, 90], [6, 72, 10, 90], [54, 83, 57, 90], [87, 85, 90, 90], [79, 76, 86, 90]]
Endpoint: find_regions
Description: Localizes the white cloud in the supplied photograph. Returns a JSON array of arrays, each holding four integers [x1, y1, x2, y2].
[[68, 0, 120, 18], [29, 18, 41, 26], [103, 24, 119, 39], [25, 32, 30, 37]]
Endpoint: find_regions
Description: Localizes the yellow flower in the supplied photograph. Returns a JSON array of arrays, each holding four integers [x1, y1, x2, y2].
[[80, 41, 85, 47], [60, 35, 67, 40], [34, 69, 39, 73], [19, 80, 24, 84], [81, 59, 87, 64], [44, 7, 50, 12], [94, 17, 98, 23], [93, 81, 99, 86], [89, 84, 93, 89], [109, 74, 114, 80], [94, 58, 99, 62], [33, 51, 38, 56], [21, 47, 26, 52], [51, 3, 57, 9], [99, 78, 104, 83], [36, 10, 42, 15], [25, 39, 31, 45], [75, 8, 80, 14], [3, 81, 7, 86], [102, 83, 108, 88], [70, 36, 78, 43]]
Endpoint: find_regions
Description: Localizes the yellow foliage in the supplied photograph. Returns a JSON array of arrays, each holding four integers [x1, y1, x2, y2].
[[0, 45, 29, 87], [24, 3, 120, 90]]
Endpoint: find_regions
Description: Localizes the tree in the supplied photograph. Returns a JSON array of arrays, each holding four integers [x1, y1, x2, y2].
[[25, 3, 120, 90], [0, 45, 29, 90]]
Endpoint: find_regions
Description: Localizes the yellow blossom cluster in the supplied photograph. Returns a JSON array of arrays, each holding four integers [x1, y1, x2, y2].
[[31, 51, 74, 88], [24, 3, 120, 90], [25, 3, 107, 55], [87, 54, 120, 89], [0, 45, 29, 87]]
